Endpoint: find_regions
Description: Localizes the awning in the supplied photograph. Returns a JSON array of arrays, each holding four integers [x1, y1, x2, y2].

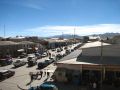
[[28, 48, 32, 50], [17, 49, 24, 52]]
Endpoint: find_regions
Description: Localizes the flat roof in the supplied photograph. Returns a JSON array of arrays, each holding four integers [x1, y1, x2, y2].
[[80, 41, 110, 49], [58, 49, 82, 62], [0, 41, 18, 46], [18, 41, 34, 44], [45, 39, 67, 43], [57, 41, 120, 65], [57, 58, 98, 65]]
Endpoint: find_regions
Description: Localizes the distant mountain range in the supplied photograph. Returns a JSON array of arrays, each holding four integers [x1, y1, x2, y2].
[[48, 34, 82, 39], [90, 33, 120, 39], [47, 33, 120, 39]]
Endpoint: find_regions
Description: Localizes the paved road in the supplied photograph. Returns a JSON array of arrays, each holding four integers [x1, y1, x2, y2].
[[0, 57, 57, 90], [0, 43, 81, 90]]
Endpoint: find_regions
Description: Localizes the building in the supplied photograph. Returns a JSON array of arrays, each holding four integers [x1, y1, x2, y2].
[[0, 41, 19, 58], [0, 41, 36, 58], [8, 36, 25, 42], [104, 35, 120, 44], [45, 38, 68, 49], [17, 41, 36, 54], [54, 41, 120, 87]]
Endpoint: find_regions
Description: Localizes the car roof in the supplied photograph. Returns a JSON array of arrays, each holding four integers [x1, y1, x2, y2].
[[0, 69, 9, 73], [14, 59, 23, 62], [45, 59, 51, 61], [16, 59, 23, 61], [40, 83, 55, 88], [28, 55, 35, 58]]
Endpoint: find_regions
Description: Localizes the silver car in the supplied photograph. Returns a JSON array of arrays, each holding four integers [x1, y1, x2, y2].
[[13, 59, 26, 67]]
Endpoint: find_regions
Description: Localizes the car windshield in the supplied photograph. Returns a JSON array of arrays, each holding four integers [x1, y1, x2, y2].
[[45, 60, 49, 62], [28, 57, 32, 60], [16, 60, 20, 63]]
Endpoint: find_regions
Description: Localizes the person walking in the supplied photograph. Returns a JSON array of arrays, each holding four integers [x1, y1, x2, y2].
[[40, 70, 43, 78], [29, 72, 33, 82], [44, 69, 46, 77], [93, 82, 97, 90], [47, 71, 50, 78]]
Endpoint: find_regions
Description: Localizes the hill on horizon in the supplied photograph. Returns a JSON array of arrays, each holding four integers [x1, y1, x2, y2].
[[46, 33, 120, 39]]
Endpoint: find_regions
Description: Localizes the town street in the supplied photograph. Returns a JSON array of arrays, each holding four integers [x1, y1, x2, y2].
[[0, 57, 57, 90]]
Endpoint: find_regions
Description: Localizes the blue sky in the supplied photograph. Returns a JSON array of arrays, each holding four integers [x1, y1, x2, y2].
[[0, 0, 120, 37]]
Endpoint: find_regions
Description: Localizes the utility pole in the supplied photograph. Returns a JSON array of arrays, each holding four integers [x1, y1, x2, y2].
[[100, 39, 103, 90]]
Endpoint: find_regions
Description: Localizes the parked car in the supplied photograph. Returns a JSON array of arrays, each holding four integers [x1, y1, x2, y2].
[[0, 69, 15, 81], [41, 52, 48, 57], [49, 57, 55, 61], [13, 59, 26, 67], [60, 47, 63, 51], [56, 54, 63, 60], [27, 55, 37, 61], [28, 83, 58, 90], [51, 49, 56, 51], [35, 53, 41, 59], [71, 49, 74, 52], [56, 48, 61, 52], [64, 46, 68, 50], [0, 55, 12, 66], [38, 62, 47, 69], [19, 53, 27, 58], [38, 59, 54, 69], [45, 59, 54, 64], [28, 59, 37, 67], [27, 55, 37, 67], [65, 49, 71, 55]]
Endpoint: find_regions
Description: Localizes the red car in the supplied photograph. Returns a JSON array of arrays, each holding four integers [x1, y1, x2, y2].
[[0, 55, 13, 66], [0, 69, 15, 81]]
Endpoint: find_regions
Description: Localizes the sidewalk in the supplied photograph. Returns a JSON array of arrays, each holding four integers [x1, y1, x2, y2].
[[18, 65, 57, 90]]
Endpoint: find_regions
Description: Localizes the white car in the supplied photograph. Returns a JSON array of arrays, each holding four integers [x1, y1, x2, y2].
[[13, 59, 26, 67], [41, 52, 48, 57]]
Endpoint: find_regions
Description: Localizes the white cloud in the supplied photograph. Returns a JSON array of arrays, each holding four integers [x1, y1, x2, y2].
[[23, 3, 43, 10], [26, 24, 120, 36], [5, 0, 44, 10]]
